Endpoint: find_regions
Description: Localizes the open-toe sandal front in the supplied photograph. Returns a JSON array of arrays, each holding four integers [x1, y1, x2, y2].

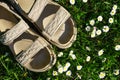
[[0, 2, 56, 72]]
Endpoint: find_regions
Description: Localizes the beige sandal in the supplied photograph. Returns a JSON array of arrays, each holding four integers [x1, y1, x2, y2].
[[0, 2, 56, 72], [7, 0, 77, 49]]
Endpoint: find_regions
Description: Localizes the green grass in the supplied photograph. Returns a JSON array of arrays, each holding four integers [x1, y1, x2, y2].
[[1, 0, 120, 80]]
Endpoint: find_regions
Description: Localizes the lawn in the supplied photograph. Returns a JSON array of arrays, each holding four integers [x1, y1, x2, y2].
[[0, 0, 120, 80]]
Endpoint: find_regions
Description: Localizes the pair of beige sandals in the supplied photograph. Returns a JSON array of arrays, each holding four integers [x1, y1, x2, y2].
[[0, 0, 77, 72]]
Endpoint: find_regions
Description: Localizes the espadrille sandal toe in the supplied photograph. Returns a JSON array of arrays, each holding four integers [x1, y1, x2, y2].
[[0, 2, 56, 72], [7, 0, 77, 49]]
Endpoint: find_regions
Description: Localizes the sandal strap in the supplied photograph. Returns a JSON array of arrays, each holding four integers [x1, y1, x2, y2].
[[28, 0, 49, 21], [44, 7, 70, 38], [16, 37, 47, 65], [0, 20, 29, 45]]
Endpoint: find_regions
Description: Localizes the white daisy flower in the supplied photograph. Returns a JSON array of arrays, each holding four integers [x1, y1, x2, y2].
[[82, 0, 88, 3], [85, 26, 91, 31], [63, 62, 71, 72], [63, 66, 69, 72], [102, 58, 107, 62], [89, 19, 95, 26], [115, 45, 120, 51], [86, 56, 91, 62], [53, 71, 58, 76], [99, 72, 106, 79], [65, 62, 71, 68], [113, 69, 119, 75], [46, 77, 51, 80], [113, 5, 117, 10], [76, 73, 82, 79], [108, 18, 114, 24], [97, 16, 103, 22], [69, 50, 76, 60], [77, 65, 82, 70], [58, 67, 64, 74], [71, 54, 76, 60], [66, 70, 72, 76], [98, 49, 104, 56], [58, 52, 63, 57], [96, 30, 102, 36], [91, 27, 96, 38], [110, 9, 116, 16], [70, 0, 75, 5], [86, 46, 91, 51], [102, 26, 109, 32], [69, 50, 74, 56]]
